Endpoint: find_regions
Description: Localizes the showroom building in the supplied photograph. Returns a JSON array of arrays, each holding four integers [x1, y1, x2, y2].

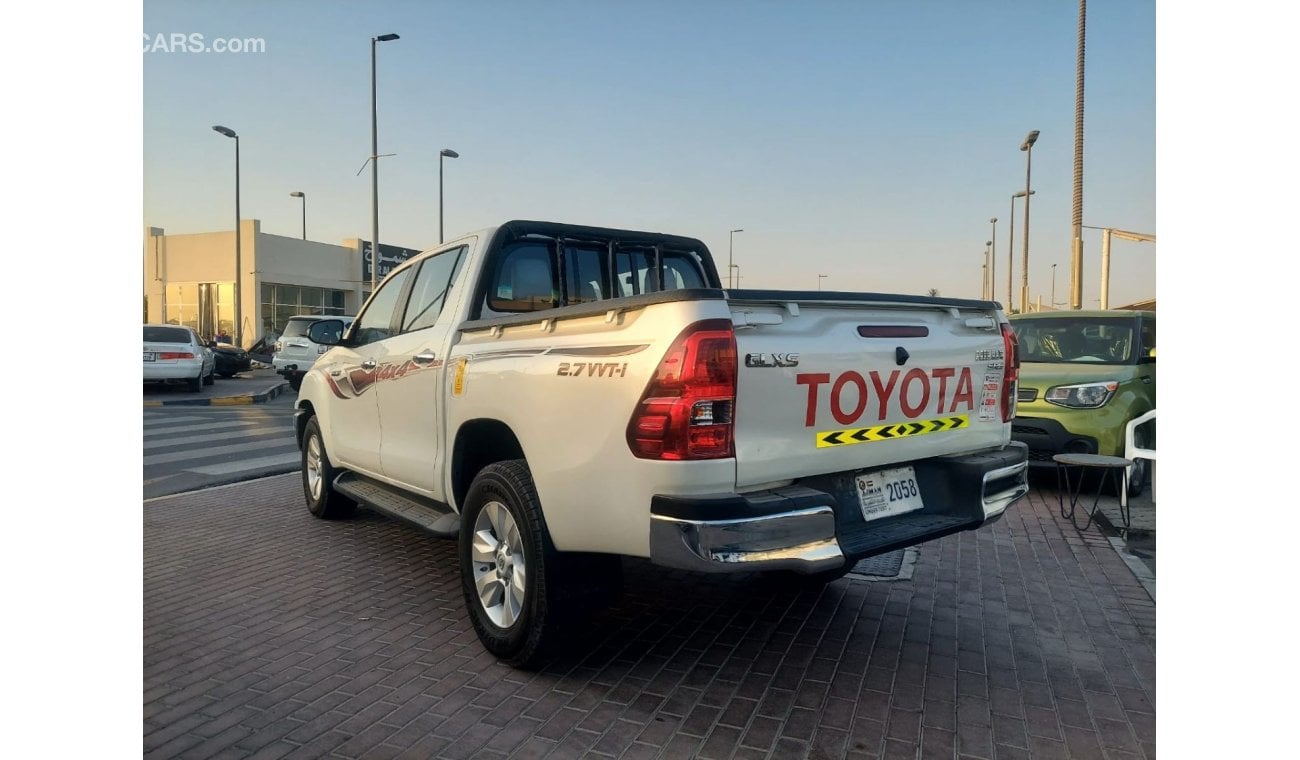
[[143, 220, 421, 351]]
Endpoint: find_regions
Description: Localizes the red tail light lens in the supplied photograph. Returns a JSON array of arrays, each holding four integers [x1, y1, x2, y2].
[[1000, 323, 1020, 423], [158, 352, 194, 360], [627, 319, 737, 460]]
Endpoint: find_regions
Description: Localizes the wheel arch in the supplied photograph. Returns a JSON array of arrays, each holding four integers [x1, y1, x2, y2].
[[452, 418, 526, 512]]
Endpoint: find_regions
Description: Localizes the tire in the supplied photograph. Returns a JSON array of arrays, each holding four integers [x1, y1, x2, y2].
[[186, 368, 203, 393], [203, 364, 215, 386], [289, 375, 303, 391], [301, 417, 355, 519], [461, 460, 611, 668]]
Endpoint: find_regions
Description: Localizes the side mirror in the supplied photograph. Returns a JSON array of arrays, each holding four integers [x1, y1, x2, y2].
[[307, 319, 345, 346]]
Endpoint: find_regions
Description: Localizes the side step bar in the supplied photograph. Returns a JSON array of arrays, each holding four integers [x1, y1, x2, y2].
[[333, 472, 460, 539]]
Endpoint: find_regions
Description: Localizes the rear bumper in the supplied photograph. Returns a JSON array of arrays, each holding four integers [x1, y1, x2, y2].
[[1011, 416, 1101, 464], [649, 443, 1028, 575], [143, 360, 202, 381]]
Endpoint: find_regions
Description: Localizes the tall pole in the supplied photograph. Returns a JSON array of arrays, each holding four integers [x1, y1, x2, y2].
[[818, 274, 827, 291], [212, 126, 242, 347], [439, 148, 459, 244], [1100, 228, 1112, 310], [982, 243, 991, 300], [370, 37, 379, 296], [1008, 194, 1016, 309], [988, 219, 997, 302], [728, 229, 743, 289], [1020, 130, 1039, 314], [1070, 0, 1087, 309], [290, 191, 306, 240], [1051, 263, 1057, 307], [368, 33, 399, 294]]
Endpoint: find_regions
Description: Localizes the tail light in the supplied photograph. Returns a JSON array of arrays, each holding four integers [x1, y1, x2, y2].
[[1000, 322, 1020, 423], [627, 319, 737, 460], [157, 352, 194, 360]]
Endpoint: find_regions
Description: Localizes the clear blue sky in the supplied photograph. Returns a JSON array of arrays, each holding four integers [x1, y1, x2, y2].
[[144, 0, 1154, 307]]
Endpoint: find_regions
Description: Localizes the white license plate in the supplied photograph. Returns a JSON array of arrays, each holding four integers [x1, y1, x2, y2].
[[143, 351, 156, 362], [855, 466, 924, 522]]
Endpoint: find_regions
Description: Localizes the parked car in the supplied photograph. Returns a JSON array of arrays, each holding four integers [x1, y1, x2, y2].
[[272, 315, 356, 390], [211, 342, 252, 377], [1009, 310, 1155, 495], [143, 324, 215, 392]]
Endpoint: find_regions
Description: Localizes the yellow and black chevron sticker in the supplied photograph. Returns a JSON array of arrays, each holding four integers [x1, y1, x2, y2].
[[816, 414, 969, 448]]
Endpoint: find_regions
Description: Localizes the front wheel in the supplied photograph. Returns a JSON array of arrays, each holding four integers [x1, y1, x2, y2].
[[460, 460, 566, 668], [301, 417, 355, 519]]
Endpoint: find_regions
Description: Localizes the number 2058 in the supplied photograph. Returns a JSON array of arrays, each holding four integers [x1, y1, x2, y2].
[[886, 479, 919, 501]]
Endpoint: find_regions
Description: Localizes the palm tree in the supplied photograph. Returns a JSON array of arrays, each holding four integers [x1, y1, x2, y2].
[[927, 288, 940, 297]]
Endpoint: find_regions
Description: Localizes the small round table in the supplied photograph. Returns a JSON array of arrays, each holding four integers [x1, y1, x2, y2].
[[1053, 453, 1133, 531]]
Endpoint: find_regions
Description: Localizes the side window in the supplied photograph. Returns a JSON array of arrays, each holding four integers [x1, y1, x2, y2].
[[353, 268, 413, 346], [488, 243, 556, 313], [1139, 319, 1156, 357], [662, 252, 705, 291], [563, 245, 605, 305], [402, 247, 465, 332], [614, 249, 655, 297]]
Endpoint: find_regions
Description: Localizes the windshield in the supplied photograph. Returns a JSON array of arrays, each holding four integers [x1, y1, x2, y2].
[[143, 326, 192, 343], [1012, 317, 1136, 364], [281, 318, 316, 338]]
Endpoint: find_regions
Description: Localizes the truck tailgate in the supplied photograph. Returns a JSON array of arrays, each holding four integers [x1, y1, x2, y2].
[[729, 295, 1012, 489]]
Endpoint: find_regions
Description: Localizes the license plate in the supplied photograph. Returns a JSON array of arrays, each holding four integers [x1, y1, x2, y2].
[[855, 466, 924, 522], [143, 351, 156, 362]]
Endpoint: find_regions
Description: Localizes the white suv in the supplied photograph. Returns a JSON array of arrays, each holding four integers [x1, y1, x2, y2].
[[273, 315, 355, 391]]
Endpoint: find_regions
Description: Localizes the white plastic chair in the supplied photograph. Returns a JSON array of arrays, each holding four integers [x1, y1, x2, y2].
[[1124, 409, 1157, 505]]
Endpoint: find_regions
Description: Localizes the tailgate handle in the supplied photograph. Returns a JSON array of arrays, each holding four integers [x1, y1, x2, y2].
[[732, 312, 784, 327]]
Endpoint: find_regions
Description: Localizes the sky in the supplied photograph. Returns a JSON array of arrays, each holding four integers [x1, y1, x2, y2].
[[143, 0, 1155, 308]]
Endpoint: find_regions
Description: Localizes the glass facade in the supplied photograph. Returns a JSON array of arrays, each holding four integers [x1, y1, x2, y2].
[[261, 283, 348, 340], [163, 282, 234, 339]]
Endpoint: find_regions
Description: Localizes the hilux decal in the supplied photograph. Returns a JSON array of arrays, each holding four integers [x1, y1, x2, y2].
[[325, 358, 441, 400]]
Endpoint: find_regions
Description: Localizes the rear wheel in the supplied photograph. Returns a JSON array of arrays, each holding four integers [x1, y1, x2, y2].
[[186, 368, 202, 393], [460, 460, 618, 668], [301, 417, 355, 519], [203, 364, 215, 386]]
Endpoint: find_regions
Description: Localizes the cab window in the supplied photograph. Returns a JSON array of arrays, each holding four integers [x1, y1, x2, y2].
[[352, 268, 412, 345], [402, 247, 465, 332]]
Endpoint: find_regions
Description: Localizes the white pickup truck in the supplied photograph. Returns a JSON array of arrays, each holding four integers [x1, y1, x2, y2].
[[295, 220, 1028, 666]]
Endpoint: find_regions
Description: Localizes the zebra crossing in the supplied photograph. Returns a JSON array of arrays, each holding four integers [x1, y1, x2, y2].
[[144, 398, 301, 499]]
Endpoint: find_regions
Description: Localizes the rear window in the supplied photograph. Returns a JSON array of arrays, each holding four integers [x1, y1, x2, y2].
[[143, 326, 191, 343], [280, 318, 317, 338]]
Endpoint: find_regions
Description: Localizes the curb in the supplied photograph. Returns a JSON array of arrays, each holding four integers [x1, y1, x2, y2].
[[144, 381, 290, 408]]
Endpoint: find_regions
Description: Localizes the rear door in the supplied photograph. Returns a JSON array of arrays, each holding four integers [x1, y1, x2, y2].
[[374, 245, 470, 498], [728, 298, 1012, 488]]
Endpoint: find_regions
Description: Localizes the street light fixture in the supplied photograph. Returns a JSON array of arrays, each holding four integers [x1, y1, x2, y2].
[[289, 191, 306, 240], [212, 125, 242, 347], [1019, 129, 1040, 314], [439, 148, 459, 244], [728, 229, 743, 289], [1007, 190, 1034, 311], [369, 32, 400, 296], [988, 218, 997, 302]]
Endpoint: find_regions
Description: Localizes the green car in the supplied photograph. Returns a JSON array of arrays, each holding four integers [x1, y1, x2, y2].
[[1009, 310, 1155, 495]]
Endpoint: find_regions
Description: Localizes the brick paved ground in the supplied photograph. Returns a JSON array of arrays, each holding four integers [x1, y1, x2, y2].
[[144, 474, 1155, 759]]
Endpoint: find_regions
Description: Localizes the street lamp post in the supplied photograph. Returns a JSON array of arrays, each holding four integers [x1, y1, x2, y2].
[[1019, 130, 1040, 313], [729, 264, 740, 288], [984, 241, 993, 300], [1070, 0, 1088, 310], [370, 32, 400, 296], [289, 191, 306, 240], [1007, 190, 1034, 311], [212, 125, 242, 347], [818, 274, 827, 291], [439, 148, 459, 244], [1051, 263, 1057, 307], [728, 229, 743, 289], [988, 219, 997, 302]]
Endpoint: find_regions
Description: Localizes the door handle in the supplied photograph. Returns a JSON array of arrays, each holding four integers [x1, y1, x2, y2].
[[361, 359, 377, 370], [412, 351, 437, 365]]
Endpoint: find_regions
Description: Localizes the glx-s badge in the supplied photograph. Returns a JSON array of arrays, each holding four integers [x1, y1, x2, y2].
[[745, 352, 800, 368]]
